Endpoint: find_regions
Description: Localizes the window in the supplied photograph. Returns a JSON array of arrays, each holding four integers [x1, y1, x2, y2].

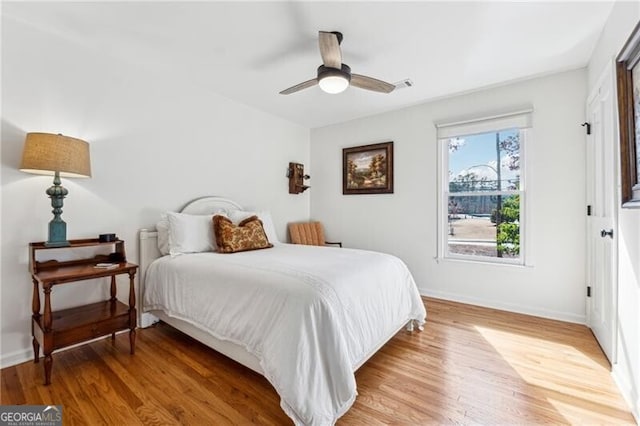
[[437, 110, 531, 264]]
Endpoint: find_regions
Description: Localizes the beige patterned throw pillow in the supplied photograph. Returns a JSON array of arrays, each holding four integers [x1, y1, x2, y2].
[[213, 215, 273, 253]]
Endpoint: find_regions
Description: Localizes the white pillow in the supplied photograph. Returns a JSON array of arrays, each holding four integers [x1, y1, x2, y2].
[[166, 212, 215, 256], [156, 214, 170, 255], [228, 210, 279, 243]]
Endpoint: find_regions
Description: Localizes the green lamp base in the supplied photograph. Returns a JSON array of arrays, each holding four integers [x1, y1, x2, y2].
[[45, 218, 70, 247], [44, 171, 70, 247]]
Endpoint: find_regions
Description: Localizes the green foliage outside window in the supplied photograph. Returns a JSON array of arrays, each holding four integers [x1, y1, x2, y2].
[[494, 195, 520, 255]]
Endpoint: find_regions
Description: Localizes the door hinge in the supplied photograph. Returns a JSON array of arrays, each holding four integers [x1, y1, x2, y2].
[[587, 205, 592, 216], [581, 122, 591, 135], [587, 286, 591, 297]]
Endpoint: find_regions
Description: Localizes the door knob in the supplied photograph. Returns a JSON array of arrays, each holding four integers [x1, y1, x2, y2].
[[600, 229, 614, 238]]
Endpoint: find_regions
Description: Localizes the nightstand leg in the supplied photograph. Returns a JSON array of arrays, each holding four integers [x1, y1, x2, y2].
[[43, 354, 52, 385], [42, 285, 53, 384], [128, 269, 137, 355], [111, 332, 116, 341], [110, 276, 117, 302], [129, 328, 136, 354], [32, 338, 39, 363], [32, 278, 41, 364]]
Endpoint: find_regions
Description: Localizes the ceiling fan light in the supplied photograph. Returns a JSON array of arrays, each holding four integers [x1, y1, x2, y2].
[[317, 64, 352, 94], [319, 75, 349, 94]]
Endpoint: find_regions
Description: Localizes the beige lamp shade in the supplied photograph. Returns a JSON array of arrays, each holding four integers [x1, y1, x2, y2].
[[20, 132, 91, 178]]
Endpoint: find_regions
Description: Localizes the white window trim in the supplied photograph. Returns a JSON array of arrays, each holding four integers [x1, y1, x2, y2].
[[435, 112, 533, 267]]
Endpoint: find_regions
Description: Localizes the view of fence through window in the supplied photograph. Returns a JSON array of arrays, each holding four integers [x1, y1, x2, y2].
[[446, 129, 521, 260]]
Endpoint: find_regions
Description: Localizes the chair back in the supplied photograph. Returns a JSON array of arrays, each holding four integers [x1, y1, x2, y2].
[[289, 222, 325, 246]]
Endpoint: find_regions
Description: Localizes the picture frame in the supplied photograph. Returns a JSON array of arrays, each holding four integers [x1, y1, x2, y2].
[[616, 21, 640, 208], [343, 141, 394, 195]]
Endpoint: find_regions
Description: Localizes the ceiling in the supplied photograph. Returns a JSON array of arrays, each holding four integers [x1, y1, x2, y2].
[[5, 1, 614, 129]]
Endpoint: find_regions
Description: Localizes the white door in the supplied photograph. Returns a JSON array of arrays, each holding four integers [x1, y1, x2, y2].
[[585, 64, 617, 363]]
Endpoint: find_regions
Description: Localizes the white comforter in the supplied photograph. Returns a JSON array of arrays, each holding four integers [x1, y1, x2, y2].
[[143, 243, 426, 425]]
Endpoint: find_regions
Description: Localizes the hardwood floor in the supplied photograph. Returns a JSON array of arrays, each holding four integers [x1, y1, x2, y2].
[[1, 298, 635, 425]]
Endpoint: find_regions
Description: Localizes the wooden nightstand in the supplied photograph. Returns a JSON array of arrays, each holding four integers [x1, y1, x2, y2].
[[29, 238, 138, 385]]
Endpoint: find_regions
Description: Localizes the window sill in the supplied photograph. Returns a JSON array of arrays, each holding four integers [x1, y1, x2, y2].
[[435, 255, 533, 268]]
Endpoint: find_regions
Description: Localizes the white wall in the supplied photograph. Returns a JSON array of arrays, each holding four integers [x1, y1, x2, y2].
[[588, 2, 640, 421], [311, 69, 587, 323], [1, 8, 310, 366]]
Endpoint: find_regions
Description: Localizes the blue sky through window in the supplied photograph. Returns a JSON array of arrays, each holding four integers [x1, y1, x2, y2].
[[448, 129, 519, 183]]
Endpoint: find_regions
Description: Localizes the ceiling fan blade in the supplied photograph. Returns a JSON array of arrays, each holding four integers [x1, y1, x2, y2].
[[351, 74, 396, 93], [279, 78, 318, 95], [319, 31, 342, 69]]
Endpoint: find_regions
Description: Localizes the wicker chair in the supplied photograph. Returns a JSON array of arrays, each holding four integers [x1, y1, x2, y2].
[[288, 222, 342, 247]]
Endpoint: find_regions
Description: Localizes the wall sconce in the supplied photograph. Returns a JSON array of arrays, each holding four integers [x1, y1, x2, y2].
[[287, 162, 310, 194], [20, 132, 92, 247]]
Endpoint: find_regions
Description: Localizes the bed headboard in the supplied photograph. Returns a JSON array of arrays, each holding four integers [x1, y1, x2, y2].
[[138, 196, 243, 327], [179, 196, 242, 215]]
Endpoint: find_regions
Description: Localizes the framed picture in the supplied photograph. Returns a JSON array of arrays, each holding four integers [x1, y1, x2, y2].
[[616, 21, 640, 208], [343, 142, 393, 195]]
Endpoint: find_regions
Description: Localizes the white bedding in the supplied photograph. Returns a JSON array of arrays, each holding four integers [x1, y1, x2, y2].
[[143, 243, 426, 425]]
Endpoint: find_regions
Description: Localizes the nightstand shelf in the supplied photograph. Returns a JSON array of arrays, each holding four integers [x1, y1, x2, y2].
[[29, 238, 138, 385]]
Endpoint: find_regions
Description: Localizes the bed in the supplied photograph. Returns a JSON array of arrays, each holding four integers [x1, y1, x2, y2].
[[138, 196, 426, 425]]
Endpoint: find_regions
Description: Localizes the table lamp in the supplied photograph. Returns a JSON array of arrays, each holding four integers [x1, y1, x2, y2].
[[20, 132, 92, 247]]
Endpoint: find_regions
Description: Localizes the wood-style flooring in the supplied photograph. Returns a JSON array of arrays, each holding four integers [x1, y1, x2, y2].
[[1, 298, 635, 425]]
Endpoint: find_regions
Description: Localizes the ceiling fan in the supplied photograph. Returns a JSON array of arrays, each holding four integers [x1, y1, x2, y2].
[[279, 31, 396, 95]]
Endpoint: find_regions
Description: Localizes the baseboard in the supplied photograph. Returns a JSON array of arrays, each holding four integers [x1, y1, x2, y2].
[[420, 287, 586, 324], [612, 365, 640, 424], [0, 331, 131, 369], [2, 316, 159, 369], [0, 348, 33, 369]]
